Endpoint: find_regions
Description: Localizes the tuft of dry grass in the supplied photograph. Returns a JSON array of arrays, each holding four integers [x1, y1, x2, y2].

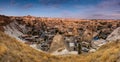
[[0, 44, 7, 55]]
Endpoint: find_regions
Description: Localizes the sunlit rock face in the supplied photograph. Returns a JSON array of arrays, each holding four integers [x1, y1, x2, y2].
[[106, 27, 120, 41]]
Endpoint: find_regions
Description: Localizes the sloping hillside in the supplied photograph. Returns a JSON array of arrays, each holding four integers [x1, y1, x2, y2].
[[58, 41, 120, 62], [1, 31, 120, 62], [0, 31, 54, 62]]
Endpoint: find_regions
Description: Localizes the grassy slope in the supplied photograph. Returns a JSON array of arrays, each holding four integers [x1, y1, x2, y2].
[[0, 31, 120, 62], [59, 41, 120, 62], [0, 31, 57, 62]]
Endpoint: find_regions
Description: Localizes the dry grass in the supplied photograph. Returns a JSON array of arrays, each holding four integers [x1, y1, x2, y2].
[[0, 31, 53, 62], [0, 31, 120, 62], [0, 44, 7, 55]]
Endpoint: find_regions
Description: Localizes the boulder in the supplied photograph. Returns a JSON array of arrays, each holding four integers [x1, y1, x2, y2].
[[82, 47, 89, 52], [89, 49, 96, 53], [49, 34, 66, 53], [51, 48, 69, 55], [91, 39, 106, 49], [51, 48, 78, 55]]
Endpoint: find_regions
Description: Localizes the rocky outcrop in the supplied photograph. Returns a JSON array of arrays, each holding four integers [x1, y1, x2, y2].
[[106, 27, 120, 41], [91, 39, 107, 49], [3, 20, 27, 42], [49, 34, 66, 53]]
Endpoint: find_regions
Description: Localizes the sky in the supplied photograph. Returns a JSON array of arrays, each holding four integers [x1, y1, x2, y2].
[[0, 0, 120, 19]]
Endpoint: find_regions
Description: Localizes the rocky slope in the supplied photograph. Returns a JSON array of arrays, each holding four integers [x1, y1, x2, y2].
[[1, 31, 120, 62], [0, 15, 120, 54], [0, 31, 52, 62]]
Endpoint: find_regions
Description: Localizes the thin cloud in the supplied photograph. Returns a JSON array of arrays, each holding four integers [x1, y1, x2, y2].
[[59, 0, 120, 19], [22, 3, 33, 9], [97, 0, 120, 9], [38, 0, 81, 8], [38, 0, 68, 5], [0, 7, 5, 11], [116, 11, 120, 13], [10, 0, 17, 6], [73, 0, 120, 19]]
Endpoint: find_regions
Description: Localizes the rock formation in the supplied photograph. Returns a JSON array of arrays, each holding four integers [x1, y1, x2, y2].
[[49, 34, 65, 53], [106, 27, 120, 41]]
